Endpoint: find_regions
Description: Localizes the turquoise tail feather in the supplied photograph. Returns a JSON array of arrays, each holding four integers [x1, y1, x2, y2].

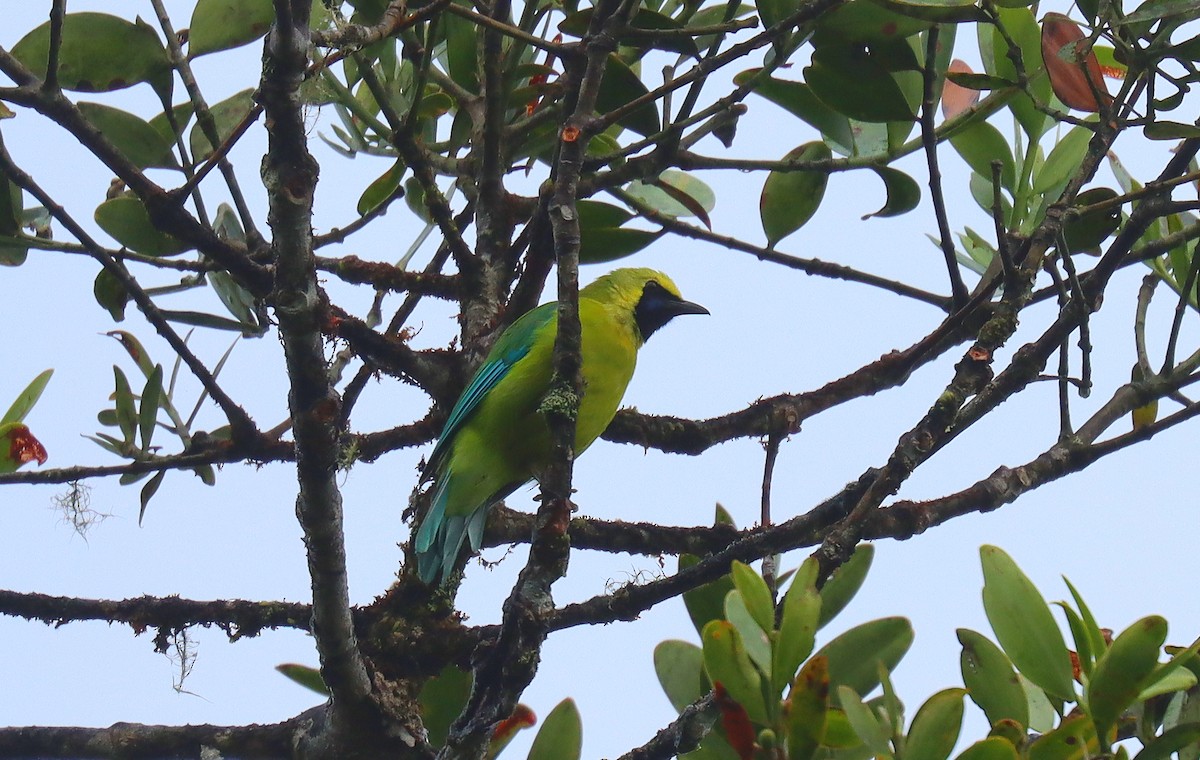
[[415, 474, 485, 584], [415, 477, 454, 583]]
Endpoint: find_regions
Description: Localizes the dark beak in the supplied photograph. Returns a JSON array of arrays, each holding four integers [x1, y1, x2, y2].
[[668, 298, 710, 317]]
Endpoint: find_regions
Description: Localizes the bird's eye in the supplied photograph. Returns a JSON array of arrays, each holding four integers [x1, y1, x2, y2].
[[643, 280, 667, 298]]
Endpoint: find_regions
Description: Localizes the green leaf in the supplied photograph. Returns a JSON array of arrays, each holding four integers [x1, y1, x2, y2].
[[774, 560, 821, 690], [444, 2, 479, 91], [1033, 126, 1093, 194], [0, 175, 27, 266], [138, 365, 163, 451], [730, 561, 775, 633], [149, 101, 196, 145], [735, 71, 855, 155], [655, 640, 707, 713], [986, 7, 1049, 139], [1021, 675, 1057, 733], [945, 72, 1017, 91], [95, 196, 189, 256], [2, 369, 54, 427], [1063, 187, 1120, 253], [0, 239, 27, 268], [1137, 667, 1196, 702], [1120, 0, 1200, 24], [578, 228, 661, 264], [77, 103, 177, 171], [760, 141, 832, 247], [1143, 639, 1200, 701], [357, 159, 406, 216], [84, 432, 126, 457], [955, 737, 1020, 760], [526, 698, 582, 760], [596, 55, 659, 137], [703, 619, 768, 724], [957, 629, 1028, 728], [787, 656, 831, 760], [647, 174, 716, 229], [275, 663, 329, 696], [852, 123, 890, 159], [816, 617, 914, 698], [560, 8, 700, 57], [138, 470, 166, 525], [979, 546, 1075, 701], [1027, 713, 1095, 760], [814, 0, 932, 43], [871, 0, 986, 23], [864, 168, 921, 219], [11, 13, 170, 95], [210, 270, 261, 334], [189, 88, 256, 162], [838, 686, 892, 757], [93, 267, 130, 322], [113, 366, 137, 447], [159, 309, 262, 335], [1144, 121, 1200, 140], [759, 0, 798, 33], [1056, 602, 1094, 680], [418, 664, 472, 747], [626, 170, 715, 220], [725, 590, 772, 673], [105, 330, 156, 376], [949, 120, 1015, 191], [120, 470, 151, 486], [1087, 615, 1168, 737], [681, 554, 736, 636], [578, 200, 633, 229], [193, 463, 217, 486], [905, 689, 966, 760], [806, 46, 916, 123], [189, 0, 275, 58], [1135, 724, 1200, 760], [819, 544, 874, 629]]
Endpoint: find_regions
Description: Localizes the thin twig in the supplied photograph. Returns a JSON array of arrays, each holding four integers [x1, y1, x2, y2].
[[44, 0, 66, 92], [1162, 241, 1200, 371], [760, 432, 781, 596], [607, 186, 951, 308], [921, 27, 967, 307], [445, 2, 573, 55], [150, 0, 262, 245]]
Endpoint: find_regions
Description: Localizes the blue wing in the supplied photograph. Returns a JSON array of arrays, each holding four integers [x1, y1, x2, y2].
[[424, 302, 556, 474]]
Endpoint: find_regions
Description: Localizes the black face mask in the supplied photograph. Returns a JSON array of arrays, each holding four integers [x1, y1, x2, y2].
[[633, 280, 709, 341]]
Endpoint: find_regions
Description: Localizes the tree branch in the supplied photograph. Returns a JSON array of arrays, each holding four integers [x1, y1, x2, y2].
[[260, 0, 374, 738], [0, 716, 307, 760], [0, 590, 310, 640], [613, 693, 717, 760]]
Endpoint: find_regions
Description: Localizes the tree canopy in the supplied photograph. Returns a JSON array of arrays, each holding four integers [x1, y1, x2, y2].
[[2, 0, 1200, 758]]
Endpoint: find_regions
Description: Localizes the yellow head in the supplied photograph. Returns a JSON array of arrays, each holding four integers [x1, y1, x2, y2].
[[581, 268, 709, 342]]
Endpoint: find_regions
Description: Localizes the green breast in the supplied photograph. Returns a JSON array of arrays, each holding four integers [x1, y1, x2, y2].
[[441, 298, 639, 512]]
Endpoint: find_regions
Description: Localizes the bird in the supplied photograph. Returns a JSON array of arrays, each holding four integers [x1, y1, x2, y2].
[[414, 268, 708, 584]]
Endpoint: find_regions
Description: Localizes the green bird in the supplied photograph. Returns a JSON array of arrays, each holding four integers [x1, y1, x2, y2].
[[414, 268, 708, 584]]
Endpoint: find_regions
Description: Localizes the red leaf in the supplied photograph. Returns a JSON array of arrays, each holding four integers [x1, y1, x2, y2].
[[1041, 13, 1110, 112], [7, 424, 48, 467], [942, 59, 980, 120], [714, 682, 757, 760], [491, 704, 537, 743]]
